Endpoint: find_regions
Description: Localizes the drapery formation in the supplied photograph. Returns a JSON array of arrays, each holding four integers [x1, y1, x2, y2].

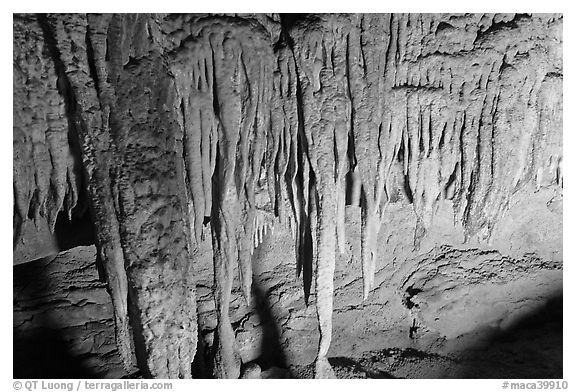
[[13, 13, 562, 378]]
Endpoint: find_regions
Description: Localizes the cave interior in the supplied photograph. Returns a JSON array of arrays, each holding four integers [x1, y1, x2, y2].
[[12, 12, 563, 379]]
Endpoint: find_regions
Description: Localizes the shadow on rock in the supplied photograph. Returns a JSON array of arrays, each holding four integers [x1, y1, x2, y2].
[[457, 295, 563, 379], [249, 281, 290, 377], [329, 356, 396, 379], [14, 330, 98, 379], [13, 258, 99, 379]]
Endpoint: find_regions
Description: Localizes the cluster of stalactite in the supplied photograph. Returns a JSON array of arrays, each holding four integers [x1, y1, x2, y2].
[[13, 14, 81, 246], [13, 13, 562, 378]]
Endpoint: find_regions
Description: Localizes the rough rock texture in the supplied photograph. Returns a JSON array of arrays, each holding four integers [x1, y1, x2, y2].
[[13, 247, 129, 378], [13, 13, 562, 379], [13, 14, 82, 257], [197, 185, 562, 376], [14, 184, 561, 378]]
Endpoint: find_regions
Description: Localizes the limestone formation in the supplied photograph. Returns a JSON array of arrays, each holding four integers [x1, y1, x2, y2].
[[13, 13, 562, 379]]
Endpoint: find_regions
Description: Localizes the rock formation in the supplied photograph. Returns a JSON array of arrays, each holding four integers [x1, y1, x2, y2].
[[13, 13, 562, 379]]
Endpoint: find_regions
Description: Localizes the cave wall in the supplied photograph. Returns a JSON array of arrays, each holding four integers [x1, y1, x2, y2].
[[13, 186, 562, 378], [13, 13, 562, 379], [13, 247, 129, 379]]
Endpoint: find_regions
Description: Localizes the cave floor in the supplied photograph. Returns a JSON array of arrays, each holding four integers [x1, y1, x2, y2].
[[291, 296, 562, 379]]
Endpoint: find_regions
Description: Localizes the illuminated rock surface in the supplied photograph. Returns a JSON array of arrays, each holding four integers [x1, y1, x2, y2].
[[13, 13, 562, 379]]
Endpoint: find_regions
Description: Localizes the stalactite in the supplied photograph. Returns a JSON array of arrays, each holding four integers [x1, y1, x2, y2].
[[371, 13, 564, 244], [236, 45, 272, 305], [271, 44, 314, 298], [172, 44, 217, 244], [40, 13, 135, 373], [289, 14, 354, 378], [13, 73, 34, 245], [346, 14, 393, 298], [64, 158, 80, 220], [169, 17, 277, 378], [209, 32, 246, 378], [44, 87, 70, 230], [100, 12, 199, 378], [13, 12, 562, 379], [13, 14, 81, 243]]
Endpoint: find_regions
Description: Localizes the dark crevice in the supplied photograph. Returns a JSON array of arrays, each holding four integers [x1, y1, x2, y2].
[[209, 47, 220, 118], [37, 14, 78, 119], [105, 35, 110, 61], [191, 316, 208, 378], [436, 21, 453, 33], [404, 286, 422, 309], [285, 23, 314, 298], [456, 111, 466, 207], [180, 98, 192, 197], [37, 13, 94, 241], [474, 13, 531, 45], [54, 209, 95, 251], [127, 283, 152, 378], [278, 14, 306, 42], [499, 59, 514, 74], [85, 27, 101, 97], [409, 318, 419, 339], [544, 71, 563, 79], [403, 174, 414, 204], [344, 31, 357, 176], [438, 122, 447, 150], [250, 282, 289, 372], [444, 162, 459, 200], [287, 27, 315, 306], [428, 110, 433, 156], [418, 112, 425, 153], [332, 130, 339, 183]]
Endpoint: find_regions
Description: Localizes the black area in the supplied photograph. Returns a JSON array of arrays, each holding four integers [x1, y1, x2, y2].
[[279, 14, 306, 30], [344, 170, 357, 206], [438, 122, 447, 150], [26, 191, 40, 220], [474, 13, 531, 44], [251, 282, 289, 372], [329, 357, 395, 379], [347, 128, 357, 173], [460, 295, 563, 379], [191, 329, 209, 378], [85, 27, 100, 96], [300, 180, 315, 306], [409, 318, 419, 339], [105, 35, 110, 61], [403, 174, 414, 204], [13, 259, 98, 379], [54, 209, 95, 251], [499, 59, 514, 73], [545, 71, 563, 79], [436, 21, 453, 33], [404, 286, 422, 310], [395, 140, 415, 204], [13, 195, 23, 248], [210, 49, 220, 117], [14, 330, 98, 378], [278, 13, 307, 46]]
